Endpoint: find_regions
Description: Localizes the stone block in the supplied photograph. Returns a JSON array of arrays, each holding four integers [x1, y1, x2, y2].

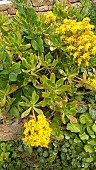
[[32, 0, 53, 7], [0, 123, 22, 141], [34, 6, 39, 11], [0, 4, 9, 11], [48, 5, 53, 11], [38, 6, 49, 12], [8, 14, 11, 18], [0, 10, 8, 16], [27, 0, 32, 3], [8, 8, 17, 15], [0, 1, 13, 11]]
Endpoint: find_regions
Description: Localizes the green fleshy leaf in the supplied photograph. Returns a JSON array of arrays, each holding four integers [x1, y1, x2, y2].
[[77, 105, 87, 113], [50, 73, 55, 84], [9, 106, 20, 118], [32, 91, 39, 104], [67, 122, 80, 133], [87, 139, 96, 146], [80, 113, 93, 125], [34, 107, 43, 115], [21, 107, 32, 118], [9, 72, 17, 81], [31, 37, 44, 53], [92, 123, 96, 132], [79, 132, 89, 141], [84, 144, 94, 153], [89, 105, 96, 121], [87, 126, 95, 138]]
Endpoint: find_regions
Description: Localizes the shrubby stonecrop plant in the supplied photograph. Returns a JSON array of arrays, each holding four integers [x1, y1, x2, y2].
[[0, 0, 96, 169]]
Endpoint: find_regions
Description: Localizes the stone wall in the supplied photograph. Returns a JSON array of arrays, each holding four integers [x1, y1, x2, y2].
[[0, 122, 21, 141], [0, 0, 80, 17], [0, 1, 16, 17]]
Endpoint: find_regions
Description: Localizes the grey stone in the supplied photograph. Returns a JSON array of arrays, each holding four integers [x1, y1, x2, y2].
[[0, 4, 9, 11], [0, 10, 8, 15], [8, 8, 17, 15], [48, 5, 53, 11], [32, 0, 53, 7], [38, 5, 49, 12]]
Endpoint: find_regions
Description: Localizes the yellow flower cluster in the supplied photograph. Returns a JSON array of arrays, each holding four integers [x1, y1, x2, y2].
[[56, 17, 96, 66], [86, 78, 96, 91], [22, 114, 52, 148], [44, 11, 56, 24]]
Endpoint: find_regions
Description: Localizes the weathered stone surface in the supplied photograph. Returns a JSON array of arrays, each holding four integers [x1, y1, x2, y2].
[[0, 4, 9, 11], [27, 0, 33, 4], [0, 10, 8, 15], [8, 14, 12, 18], [34, 6, 39, 11], [32, 0, 53, 7], [0, 123, 22, 141], [48, 5, 53, 11], [38, 5, 49, 12], [8, 8, 17, 15], [0, 2, 13, 11]]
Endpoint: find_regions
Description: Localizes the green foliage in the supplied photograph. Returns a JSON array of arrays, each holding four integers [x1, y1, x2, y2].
[[87, 2, 96, 27], [0, 1, 96, 168], [53, 0, 92, 21], [0, 138, 96, 170], [67, 122, 80, 133]]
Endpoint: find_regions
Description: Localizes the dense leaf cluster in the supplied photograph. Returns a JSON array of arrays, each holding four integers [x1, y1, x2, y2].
[[0, 0, 96, 169], [0, 137, 96, 170]]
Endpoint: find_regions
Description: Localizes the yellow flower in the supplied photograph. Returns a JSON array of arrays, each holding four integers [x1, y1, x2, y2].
[[44, 11, 56, 24], [73, 52, 80, 59], [16, 10, 20, 17], [82, 17, 90, 22], [77, 58, 82, 66], [85, 43, 91, 51], [22, 114, 52, 148], [92, 46, 96, 54], [55, 17, 96, 66], [67, 45, 76, 51], [85, 61, 89, 66], [78, 46, 84, 51], [86, 78, 96, 91]]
